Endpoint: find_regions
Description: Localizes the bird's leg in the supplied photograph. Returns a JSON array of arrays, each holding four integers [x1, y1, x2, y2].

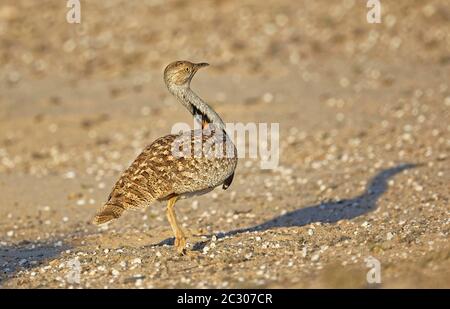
[[166, 195, 187, 255]]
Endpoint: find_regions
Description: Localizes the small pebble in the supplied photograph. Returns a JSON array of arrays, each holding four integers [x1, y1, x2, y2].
[[131, 258, 141, 264], [387, 232, 394, 241]]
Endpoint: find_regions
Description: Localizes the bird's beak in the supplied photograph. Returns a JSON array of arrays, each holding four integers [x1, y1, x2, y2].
[[194, 62, 209, 70]]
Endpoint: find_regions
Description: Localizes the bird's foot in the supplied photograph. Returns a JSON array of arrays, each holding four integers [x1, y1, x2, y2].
[[175, 236, 187, 256]]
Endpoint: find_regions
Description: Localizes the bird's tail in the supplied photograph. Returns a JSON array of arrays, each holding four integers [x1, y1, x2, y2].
[[92, 202, 125, 225]]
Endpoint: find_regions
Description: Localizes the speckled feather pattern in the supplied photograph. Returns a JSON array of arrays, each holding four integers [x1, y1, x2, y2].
[[93, 61, 237, 225], [94, 129, 237, 223]]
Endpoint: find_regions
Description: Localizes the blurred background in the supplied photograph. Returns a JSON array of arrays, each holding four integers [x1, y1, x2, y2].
[[0, 0, 449, 288], [1, 0, 449, 78]]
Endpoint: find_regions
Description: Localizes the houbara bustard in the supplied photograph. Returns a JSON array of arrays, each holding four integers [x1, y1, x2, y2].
[[93, 61, 237, 255]]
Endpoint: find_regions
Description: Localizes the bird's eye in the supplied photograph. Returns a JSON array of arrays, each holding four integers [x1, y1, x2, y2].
[[185, 68, 190, 72]]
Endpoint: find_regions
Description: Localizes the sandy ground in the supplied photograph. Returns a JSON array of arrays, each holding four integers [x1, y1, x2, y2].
[[0, 0, 449, 288]]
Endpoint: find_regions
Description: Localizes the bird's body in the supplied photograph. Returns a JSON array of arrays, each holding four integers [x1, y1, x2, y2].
[[93, 61, 237, 254], [95, 129, 236, 221]]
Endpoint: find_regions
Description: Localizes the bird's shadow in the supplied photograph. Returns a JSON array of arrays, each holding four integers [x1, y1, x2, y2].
[[154, 163, 418, 251], [0, 240, 70, 285]]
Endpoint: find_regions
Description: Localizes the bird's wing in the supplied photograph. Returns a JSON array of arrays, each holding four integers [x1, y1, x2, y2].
[[105, 130, 237, 210], [105, 134, 180, 210], [222, 172, 235, 190]]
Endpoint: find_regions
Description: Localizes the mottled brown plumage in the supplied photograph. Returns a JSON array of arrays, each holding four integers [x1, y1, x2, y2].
[[93, 61, 237, 254]]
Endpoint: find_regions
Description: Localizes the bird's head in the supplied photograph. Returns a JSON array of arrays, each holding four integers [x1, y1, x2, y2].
[[164, 60, 209, 87]]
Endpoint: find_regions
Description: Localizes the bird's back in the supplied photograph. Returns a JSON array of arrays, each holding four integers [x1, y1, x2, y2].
[[93, 128, 237, 224]]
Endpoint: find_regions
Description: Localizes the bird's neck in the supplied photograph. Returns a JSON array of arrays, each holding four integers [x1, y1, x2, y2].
[[168, 84, 226, 131]]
